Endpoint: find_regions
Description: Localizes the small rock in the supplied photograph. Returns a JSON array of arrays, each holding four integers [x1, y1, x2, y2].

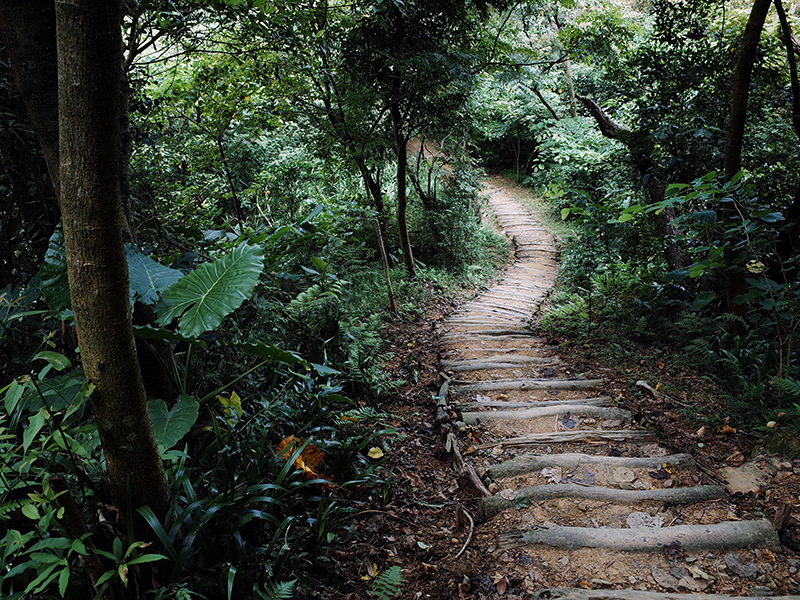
[[488, 482, 500, 493], [558, 556, 570, 567], [614, 467, 636, 483], [499, 488, 517, 500], [492, 445, 504, 456], [749, 585, 774, 596], [627, 512, 664, 528], [725, 551, 760, 578], [628, 576, 637, 584]]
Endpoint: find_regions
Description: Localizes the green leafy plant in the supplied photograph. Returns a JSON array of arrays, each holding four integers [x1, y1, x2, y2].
[[369, 565, 403, 600]]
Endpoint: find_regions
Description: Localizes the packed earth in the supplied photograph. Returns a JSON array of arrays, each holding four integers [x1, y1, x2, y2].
[[317, 176, 800, 600]]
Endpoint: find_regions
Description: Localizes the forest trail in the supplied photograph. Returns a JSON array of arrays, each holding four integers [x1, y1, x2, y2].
[[435, 175, 799, 599]]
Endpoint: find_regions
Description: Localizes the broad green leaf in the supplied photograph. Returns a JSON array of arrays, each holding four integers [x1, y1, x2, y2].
[[126, 245, 184, 305], [133, 325, 206, 348], [39, 226, 70, 314], [23, 409, 48, 452], [21, 503, 39, 520], [155, 244, 265, 338], [147, 394, 199, 451], [33, 351, 71, 371]]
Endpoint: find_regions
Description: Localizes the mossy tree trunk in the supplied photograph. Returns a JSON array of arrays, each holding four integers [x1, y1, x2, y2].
[[56, 0, 169, 523]]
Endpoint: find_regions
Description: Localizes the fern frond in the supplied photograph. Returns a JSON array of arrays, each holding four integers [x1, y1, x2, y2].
[[369, 566, 403, 600], [258, 579, 295, 600], [773, 377, 800, 398]]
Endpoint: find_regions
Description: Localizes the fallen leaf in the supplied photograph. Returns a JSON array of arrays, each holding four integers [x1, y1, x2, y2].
[[726, 451, 745, 466], [724, 551, 759, 578], [494, 574, 508, 595], [577, 579, 593, 590], [464, 445, 477, 455], [719, 424, 737, 435], [367, 447, 385, 459], [696, 426, 706, 436]]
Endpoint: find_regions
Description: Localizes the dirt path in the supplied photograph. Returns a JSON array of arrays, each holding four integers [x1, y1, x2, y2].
[[433, 175, 800, 599]]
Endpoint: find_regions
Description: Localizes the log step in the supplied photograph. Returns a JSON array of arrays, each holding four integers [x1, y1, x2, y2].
[[481, 484, 724, 519], [456, 378, 603, 392], [499, 520, 779, 552], [533, 589, 800, 600], [461, 404, 630, 425], [485, 452, 694, 479], [475, 430, 656, 447], [455, 396, 614, 410]]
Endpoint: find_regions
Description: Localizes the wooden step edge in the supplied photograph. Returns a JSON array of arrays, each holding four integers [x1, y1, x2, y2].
[[462, 405, 630, 425], [474, 430, 656, 448], [485, 452, 694, 479], [456, 378, 604, 392], [454, 396, 614, 410], [533, 588, 800, 600], [480, 484, 724, 520], [443, 360, 563, 372], [498, 519, 779, 552]]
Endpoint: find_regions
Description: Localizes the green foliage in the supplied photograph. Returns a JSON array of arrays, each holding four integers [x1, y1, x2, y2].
[[147, 394, 200, 452], [369, 565, 403, 600], [155, 243, 265, 338]]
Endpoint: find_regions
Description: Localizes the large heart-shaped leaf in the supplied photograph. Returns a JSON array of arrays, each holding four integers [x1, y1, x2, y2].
[[126, 244, 184, 305], [154, 244, 265, 338], [147, 394, 199, 451]]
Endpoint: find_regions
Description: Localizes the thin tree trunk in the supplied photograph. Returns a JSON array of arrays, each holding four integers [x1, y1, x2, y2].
[[722, 0, 772, 315], [56, 0, 169, 526], [577, 96, 689, 272], [0, 0, 60, 197], [375, 217, 397, 313], [391, 96, 415, 278]]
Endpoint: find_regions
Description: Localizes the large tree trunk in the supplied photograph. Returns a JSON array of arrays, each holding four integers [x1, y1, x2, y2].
[[56, 0, 169, 525], [722, 0, 772, 315], [577, 96, 689, 272]]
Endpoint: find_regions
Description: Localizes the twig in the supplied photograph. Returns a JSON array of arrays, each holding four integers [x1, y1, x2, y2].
[[454, 509, 474, 560], [344, 509, 418, 527], [464, 463, 491, 497]]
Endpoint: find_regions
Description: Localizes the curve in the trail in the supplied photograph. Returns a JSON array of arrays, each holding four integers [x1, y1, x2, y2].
[[437, 175, 796, 598]]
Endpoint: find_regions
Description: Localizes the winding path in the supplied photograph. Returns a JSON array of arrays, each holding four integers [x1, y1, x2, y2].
[[436, 176, 795, 599]]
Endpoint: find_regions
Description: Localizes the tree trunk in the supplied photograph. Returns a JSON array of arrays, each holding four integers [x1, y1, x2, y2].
[[391, 95, 415, 278], [0, 0, 135, 243], [577, 96, 689, 272], [56, 0, 169, 525], [0, 0, 60, 197], [722, 0, 772, 315]]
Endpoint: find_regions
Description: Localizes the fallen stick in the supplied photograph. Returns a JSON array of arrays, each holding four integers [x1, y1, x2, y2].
[[454, 509, 475, 560]]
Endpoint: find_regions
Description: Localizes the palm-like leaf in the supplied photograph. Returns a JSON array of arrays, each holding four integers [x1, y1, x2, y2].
[[155, 244, 265, 338]]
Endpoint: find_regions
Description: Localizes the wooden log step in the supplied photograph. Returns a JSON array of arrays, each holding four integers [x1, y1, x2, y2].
[[443, 361, 561, 372], [499, 520, 779, 552], [440, 329, 537, 337], [474, 430, 656, 448], [481, 484, 724, 519], [441, 356, 562, 370], [461, 404, 630, 425], [456, 378, 603, 392], [455, 397, 614, 410], [532, 588, 800, 600], [485, 452, 694, 479]]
